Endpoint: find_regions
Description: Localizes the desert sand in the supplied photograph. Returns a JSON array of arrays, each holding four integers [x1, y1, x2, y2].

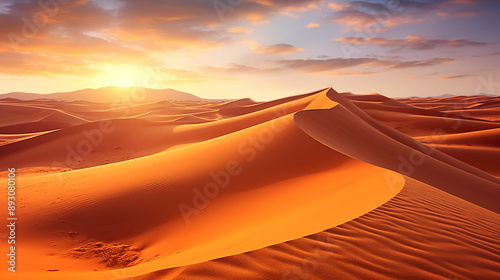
[[0, 88, 499, 279]]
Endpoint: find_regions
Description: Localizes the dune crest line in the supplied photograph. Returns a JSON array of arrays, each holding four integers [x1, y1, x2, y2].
[[295, 88, 500, 214]]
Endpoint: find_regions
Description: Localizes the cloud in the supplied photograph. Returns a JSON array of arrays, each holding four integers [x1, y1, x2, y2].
[[161, 68, 206, 84], [0, 51, 103, 77], [449, 0, 479, 4], [252, 43, 304, 54], [329, 0, 480, 32], [306, 22, 320, 28], [275, 57, 384, 73], [167, 55, 454, 79], [438, 9, 477, 17], [0, 1, 14, 14], [387, 58, 455, 69], [454, 10, 478, 17], [322, 69, 376, 76], [336, 35, 486, 50], [0, 0, 321, 78], [201, 63, 282, 75], [275, 56, 455, 74], [280, 2, 318, 17], [330, 9, 392, 32], [441, 74, 473, 80], [227, 27, 254, 34], [328, 3, 346, 11]]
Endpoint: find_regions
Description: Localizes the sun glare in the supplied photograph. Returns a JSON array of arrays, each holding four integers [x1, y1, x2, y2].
[[101, 66, 143, 87]]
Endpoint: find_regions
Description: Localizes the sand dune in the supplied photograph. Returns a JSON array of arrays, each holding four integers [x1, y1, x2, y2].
[[0, 86, 202, 103], [295, 89, 500, 213], [360, 109, 500, 136], [428, 145, 500, 177], [0, 121, 70, 134], [443, 108, 500, 122], [396, 95, 500, 111], [0, 103, 60, 127], [129, 178, 500, 280], [0, 88, 499, 280], [422, 127, 500, 147]]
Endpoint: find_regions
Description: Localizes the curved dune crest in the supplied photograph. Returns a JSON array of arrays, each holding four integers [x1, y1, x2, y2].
[[127, 178, 500, 280], [295, 88, 500, 214], [0, 88, 406, 280], [1, 88, 499, 280]]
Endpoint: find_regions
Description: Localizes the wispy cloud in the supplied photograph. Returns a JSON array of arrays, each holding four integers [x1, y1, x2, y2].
[[0, 0, 320, 77], [438, 9, 478, 17], [306, 22, 320, 28], [227, 27, 254, 34], [329, 0, 480, 32], [253, 43, 304, 54], [441, 74, 473, 80], [276, 56, 455, 74], [388, 58, 455, 69], [161, 55, 457, 80], [276, 57, 384, 73], [161, 68, 206, 84], [336, 35, 486, 50], [201, 63, 282, 75]]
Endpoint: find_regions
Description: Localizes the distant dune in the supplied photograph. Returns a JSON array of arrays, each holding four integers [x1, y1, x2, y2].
[[0, 86, 203, 103], [0, 88, 499, 280]]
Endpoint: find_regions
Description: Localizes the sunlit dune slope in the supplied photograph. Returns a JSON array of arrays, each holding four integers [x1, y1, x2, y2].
[[1, 88, 499, 280], [295, 89, 500, 213], [0, 89, 322, 170], [0, 88, 404, 280], [133, 177, 500, 280]]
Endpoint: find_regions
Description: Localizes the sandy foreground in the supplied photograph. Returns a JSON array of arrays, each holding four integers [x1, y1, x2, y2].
[[0, 88, 499, 279]]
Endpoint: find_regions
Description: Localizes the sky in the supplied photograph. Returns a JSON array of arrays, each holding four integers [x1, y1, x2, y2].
[[0, 0, 499, 100]]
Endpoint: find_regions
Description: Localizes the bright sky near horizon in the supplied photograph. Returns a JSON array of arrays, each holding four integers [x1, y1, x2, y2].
[[0, 0, 499, 100]]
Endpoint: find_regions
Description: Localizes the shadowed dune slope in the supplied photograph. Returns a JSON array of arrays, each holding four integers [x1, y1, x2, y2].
[[0, 88, 406, 280], [0, 88, 499, 280], [295, 88, 500, 213], [129, 178, 500, 280], [0, 90, 323, 170]]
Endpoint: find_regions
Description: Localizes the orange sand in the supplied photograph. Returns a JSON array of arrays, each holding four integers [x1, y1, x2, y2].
[[0, 88, 498, 279]]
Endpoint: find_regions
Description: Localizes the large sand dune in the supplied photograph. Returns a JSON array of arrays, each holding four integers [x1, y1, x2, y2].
[[0, 88, 498, 279]]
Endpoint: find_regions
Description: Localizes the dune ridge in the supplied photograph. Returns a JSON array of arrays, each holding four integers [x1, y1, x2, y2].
[[123, 178, 500, 280], [0, 88, 499, 280], [295, 88, 500, 213]]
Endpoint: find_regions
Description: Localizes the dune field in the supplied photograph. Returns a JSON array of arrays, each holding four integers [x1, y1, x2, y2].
[[0, 88, 499, 280]]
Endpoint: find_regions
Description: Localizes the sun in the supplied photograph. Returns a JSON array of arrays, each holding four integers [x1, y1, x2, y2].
[[114, 75, 138, 87], [100, 66, 144, 87]]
